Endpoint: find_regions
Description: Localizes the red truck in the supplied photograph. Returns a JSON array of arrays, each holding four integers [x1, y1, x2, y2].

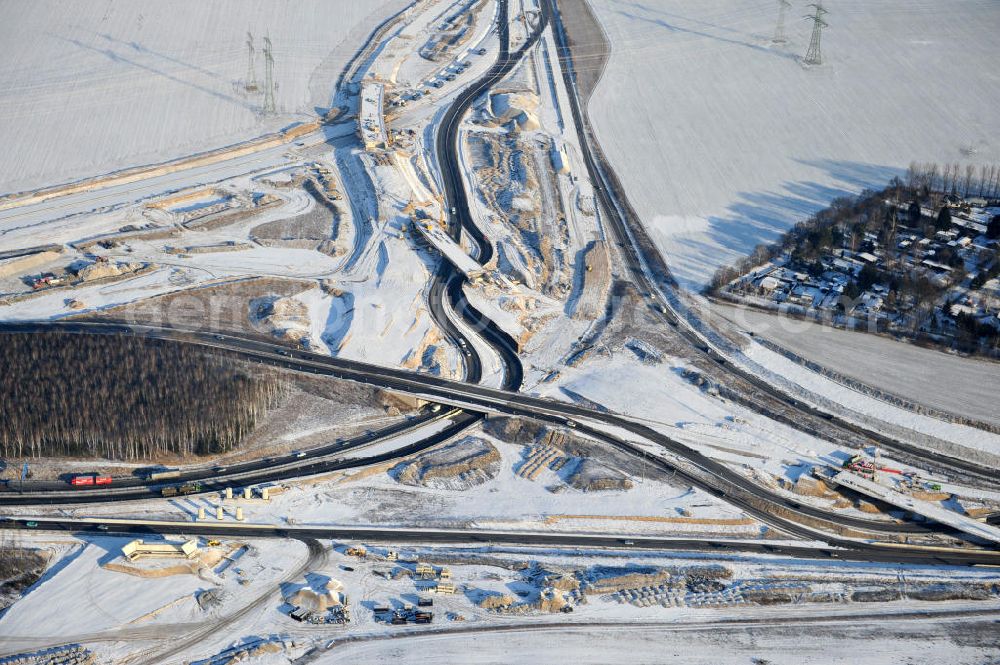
[[69, 475, 112, 487]]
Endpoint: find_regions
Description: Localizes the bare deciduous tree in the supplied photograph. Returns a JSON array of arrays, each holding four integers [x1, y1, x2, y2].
[[0, 334, 286, 460]]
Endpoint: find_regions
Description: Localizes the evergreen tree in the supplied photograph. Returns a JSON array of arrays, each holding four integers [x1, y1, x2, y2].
[[935, 206, 952, 230], [987, 215, 1000, 240]]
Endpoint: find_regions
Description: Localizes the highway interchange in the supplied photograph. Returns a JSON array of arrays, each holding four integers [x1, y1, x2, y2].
[[3, 319, 1000, 569], [2, 0, 999, 574]]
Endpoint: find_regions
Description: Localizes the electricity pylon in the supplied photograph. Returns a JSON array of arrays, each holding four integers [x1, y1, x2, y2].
[[803, 4, 829, 65], [773, 0, 792, 43], [245, 31, 259, 92], [263, 35, 276, 114]]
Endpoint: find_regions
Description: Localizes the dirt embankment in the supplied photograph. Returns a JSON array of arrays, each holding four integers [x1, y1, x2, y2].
[[81, 276, 316, 338], [251, 182, 341, 251], [568, 458, 632, 492], [555, 0, 610, 101], [392, 437, 501, 490], [487, 416, 637, 492], [0, 543, 49, 613], [466, 130, 571, 299], [567, 240, 610, 321]]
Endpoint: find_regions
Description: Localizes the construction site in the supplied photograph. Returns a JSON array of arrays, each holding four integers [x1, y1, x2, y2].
[[1, 0, 999, 663]]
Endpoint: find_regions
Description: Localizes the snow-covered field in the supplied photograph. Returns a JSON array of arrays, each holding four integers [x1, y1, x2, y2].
[[313, 619, 1000, 665], [587, 0, 1000, 291], [712, 302, 1000, 425], [6, 531, 999, 665], [0, 0, 402, 194], [740, 339, 1000, 458]]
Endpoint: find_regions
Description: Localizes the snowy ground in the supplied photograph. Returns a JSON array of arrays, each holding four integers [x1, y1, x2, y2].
[[0, 0, 402, 194], [27, 421, 755, 538], [309, 618, 1000, 665], [0, 535, 310, 656], [711, 302, 1000, 426], [586, 0, 1000, 291], [4, 532, 999, 665], [739, 340, 1000, 459]]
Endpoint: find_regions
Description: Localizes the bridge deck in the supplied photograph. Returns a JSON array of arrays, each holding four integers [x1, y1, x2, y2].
[[832, 470, 1000, 545]]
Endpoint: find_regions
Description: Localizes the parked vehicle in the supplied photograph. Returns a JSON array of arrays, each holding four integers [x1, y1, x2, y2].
[[70, 474, 112, 487]]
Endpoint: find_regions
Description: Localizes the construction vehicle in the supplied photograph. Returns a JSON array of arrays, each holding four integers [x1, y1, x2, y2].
[[345, 546, 367, 558], [206, 540, 222, 547], [149, 469, 181, 481], [163, 482, 201, 497], [843, 455, 913, 478]]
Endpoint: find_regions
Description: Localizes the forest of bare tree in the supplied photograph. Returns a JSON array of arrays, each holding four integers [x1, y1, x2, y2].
[[0, 333, 286, 460]]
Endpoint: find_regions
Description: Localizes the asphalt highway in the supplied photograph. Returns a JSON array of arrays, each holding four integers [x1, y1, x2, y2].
[[428, 0, 552, 393], [418, 0, 523, 392], [4, 322, 997, 546], [436, 1, 548, 266], [6, 515, 1000, 567], [0, 408, 480, 505]]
